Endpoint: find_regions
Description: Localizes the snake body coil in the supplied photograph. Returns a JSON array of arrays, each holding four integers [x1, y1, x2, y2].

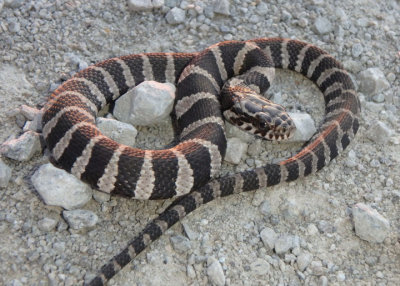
[[42, 38, 360, 285]]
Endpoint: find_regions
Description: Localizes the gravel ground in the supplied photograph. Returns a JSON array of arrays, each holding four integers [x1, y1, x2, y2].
[[0, 0, 399, 285]]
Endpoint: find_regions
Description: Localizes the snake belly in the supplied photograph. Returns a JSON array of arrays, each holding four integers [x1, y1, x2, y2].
[[41, 38, 360, 285]]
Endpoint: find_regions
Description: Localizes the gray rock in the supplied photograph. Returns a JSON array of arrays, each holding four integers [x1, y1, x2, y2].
[[358, 68, 390, 96], [96, 117, 137, 147], [313, 17, 333, 35], [4, 0, 23, 8], [165, 7, 186, 24], [255, 2, 268, 14], [0, 131, 41, 161], [247, 140, 262, 156], [351, 43, 363, 58], [274, 234, 296, 255], [287, 112, 316, 142], [170, 235, 192, 253], [213, 0, 230, 16], [260, 227, 277, 250], [31, 163, 92, 210], [207, 256, 225, 286], [250, 258, 270, 276], [224, 137, 248, 164], [317, 220, 336, 234], [309, 260, 326, 276], [38, 217, 58, 232], [259, 200, 272, 216], [92, 190, 111, 203], [225, 121, 254, 143], [352, 203, 390, 243], [23, 111, 43, 132], [182, 222, 198, 240], [0, 159, 12, 188], [63, 209, 99, 230], [0, 0, 3, 12], [113, 81, 175, 126], [367, 121, 393, 145], [297, 252, 313, 271]]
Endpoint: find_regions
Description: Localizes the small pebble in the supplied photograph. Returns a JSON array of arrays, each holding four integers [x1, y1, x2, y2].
[[367, 121, 393, 145], [260, 227, 277, 250], [358, 68, 390, 96], [0, 159, 12, 188], [0, 131, 41, 161], [224, 138, 248, 164], [63, 209, 99, 230], [38, 217, 58, 232], [170, 235, 192, 253], [352, 203, 390, 243], [165, 7, 186, 24], [207, 256, 225, 286], [313, 17, 333, 35]]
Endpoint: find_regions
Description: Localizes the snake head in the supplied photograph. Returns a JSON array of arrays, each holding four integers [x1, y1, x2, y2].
[[223, 88, 296, 141]]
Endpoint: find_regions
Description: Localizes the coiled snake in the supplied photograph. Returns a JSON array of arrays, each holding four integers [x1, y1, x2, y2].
[[42, 38, 360, 285]]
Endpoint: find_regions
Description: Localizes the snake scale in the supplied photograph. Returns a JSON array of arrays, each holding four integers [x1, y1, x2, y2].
[[42, 38, 360, 285]]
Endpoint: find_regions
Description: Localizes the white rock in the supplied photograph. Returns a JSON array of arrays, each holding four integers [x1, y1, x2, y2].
[[127, 0, 152, 11], [297, 252, 313, 272], [96, 117, 137, 147], [207, 256, 225, 286], [63, 209, 99, 230], [165, 7, 186, 24], [114, 81, 175, 126], [0, 131, 41, 161], [352, 203, 390, 243], [20, 105, 40, 120], [274, 234, 295, 255], [307, 223, 319, 236], [213, 0, 230, 16], [224, 121, 254, 143], [367, 121, 393, 145], [250, 258, 270, 276], [0, 159, 12, 187], [313, 17, 333, 34], [31, 163, 92, 210], [260, 227, 277, 250], [170, 235, 192, 253], [38, 217, 58, 232], [337, 271, 346, 281], [287, 112, 316, 142], [358, 68, 390, 96], [224, 137, 248, 164]]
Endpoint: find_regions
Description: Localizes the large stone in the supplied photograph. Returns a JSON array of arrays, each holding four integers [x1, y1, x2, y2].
[[114, 81, 175, 126], [31, 163, 92, 210], [287, 112, 316, 142]]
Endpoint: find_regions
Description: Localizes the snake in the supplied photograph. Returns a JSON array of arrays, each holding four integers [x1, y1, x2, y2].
[[41, 38, 360, 285]]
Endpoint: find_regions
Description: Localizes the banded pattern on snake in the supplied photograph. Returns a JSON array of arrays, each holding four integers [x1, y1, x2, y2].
[[42, 38, 360, 285]]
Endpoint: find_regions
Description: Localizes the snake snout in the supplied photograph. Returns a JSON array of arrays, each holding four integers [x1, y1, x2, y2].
[[256, 111, 296, 141]]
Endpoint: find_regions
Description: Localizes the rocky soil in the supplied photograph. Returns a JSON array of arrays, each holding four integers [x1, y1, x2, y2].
[[0, 0, 399, 285]]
